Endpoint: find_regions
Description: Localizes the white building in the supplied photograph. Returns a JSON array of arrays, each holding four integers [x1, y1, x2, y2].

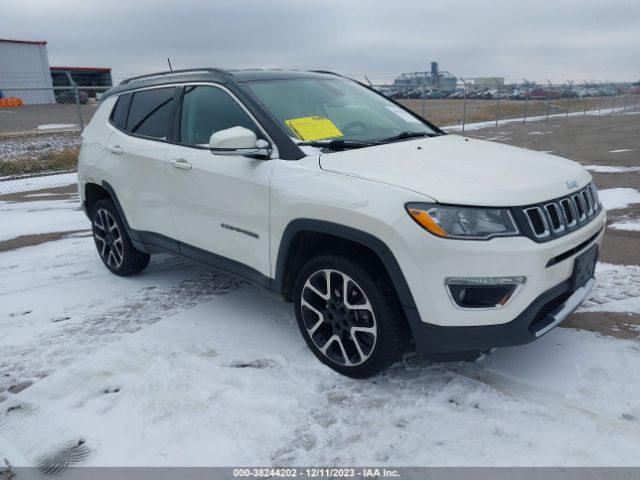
[[473, 77, 505, 90], [0, 38, 55, 104]]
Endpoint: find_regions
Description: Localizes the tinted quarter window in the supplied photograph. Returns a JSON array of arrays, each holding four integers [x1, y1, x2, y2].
[[110, 93, 130, 129], [180, 86, 258, 146], [125, 88, 175, 139]]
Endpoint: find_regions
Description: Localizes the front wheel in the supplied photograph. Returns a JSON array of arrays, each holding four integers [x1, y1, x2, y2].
[[293, 254, 410, 378], [92, 198, 150, 276]]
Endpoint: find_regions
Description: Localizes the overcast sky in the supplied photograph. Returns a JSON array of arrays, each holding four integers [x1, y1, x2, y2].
[[2, 0, 638, 84]]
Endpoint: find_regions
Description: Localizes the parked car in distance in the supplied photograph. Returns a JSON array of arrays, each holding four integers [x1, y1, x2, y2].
[[424, 89, 448, 99], [448, 89, 466, 99], [527, 88, 560, 100], [55, 89, 89, 104], [78, 68, 606, 377]]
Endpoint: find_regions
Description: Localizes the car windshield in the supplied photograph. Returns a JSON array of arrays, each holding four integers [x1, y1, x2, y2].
[[246, 77, 436, 145]]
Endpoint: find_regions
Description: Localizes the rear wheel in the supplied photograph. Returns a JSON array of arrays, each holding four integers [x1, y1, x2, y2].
[[293, 254, 410, 378], [92, 198, 150, 276]]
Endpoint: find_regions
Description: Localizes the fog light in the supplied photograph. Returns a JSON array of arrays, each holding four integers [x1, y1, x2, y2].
[[445, 277, 526, 309], [458, 288, 467, 302]]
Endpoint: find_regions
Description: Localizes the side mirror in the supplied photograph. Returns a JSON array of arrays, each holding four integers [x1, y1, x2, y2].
[[209, 126, 272, 158]]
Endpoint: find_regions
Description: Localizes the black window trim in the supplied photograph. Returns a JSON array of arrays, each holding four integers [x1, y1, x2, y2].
[[107, 84, 180, 143], [108, 92, 131, 130], [170, 81, 278, 158]]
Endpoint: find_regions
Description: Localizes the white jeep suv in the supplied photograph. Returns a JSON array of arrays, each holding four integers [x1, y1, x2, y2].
[[78, 69, 606, 377]]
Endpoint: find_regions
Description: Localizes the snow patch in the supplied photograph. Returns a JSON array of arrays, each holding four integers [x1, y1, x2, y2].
[[598, 188, 640, 210], [610, 220, 640, 231], [584, 165, 640, 173], [0, 173, 77, 195], [580, 262, 640, 313], [0, 195, 87, 241], [36, 124, 78, 130]]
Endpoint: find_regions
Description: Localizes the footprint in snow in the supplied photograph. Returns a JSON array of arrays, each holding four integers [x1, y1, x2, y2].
[[7, 381, 32, 394], [228, 359, 276, 369], [37, 439, 91, 477]]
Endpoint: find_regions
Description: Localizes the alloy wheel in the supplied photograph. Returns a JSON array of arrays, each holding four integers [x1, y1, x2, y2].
[[93, 208, 124, 269], [300, 269, 377, 366]]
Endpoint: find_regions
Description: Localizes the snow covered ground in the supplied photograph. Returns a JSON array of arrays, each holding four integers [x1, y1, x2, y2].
[[36, 124, 79, 131], [1, 184, 640, 469], [0, 193, 86, 241], [611, 220, 640, 232], [585, 165, 640, 174], [0, 173, 77, 195], [598, 187, 640, 210]]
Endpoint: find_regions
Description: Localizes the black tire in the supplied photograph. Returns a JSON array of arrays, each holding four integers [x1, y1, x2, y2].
[[91, 198, 150, 276], [293, 254, 410, 378]]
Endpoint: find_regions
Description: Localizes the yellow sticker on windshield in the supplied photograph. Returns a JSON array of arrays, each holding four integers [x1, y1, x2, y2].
[[284, 116, 344, 141]]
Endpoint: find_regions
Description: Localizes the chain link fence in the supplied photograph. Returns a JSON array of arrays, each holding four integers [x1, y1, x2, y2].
[[374, 78, 639, 132], [1, 75, 638, 195], [0, 85, 110, 194]]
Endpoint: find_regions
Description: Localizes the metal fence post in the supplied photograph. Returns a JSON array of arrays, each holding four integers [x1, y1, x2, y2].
[[634, 92, 639, 112], [546, 79, 552, 121], [622, 84, 628, 112], [583, 81, 589, 114], [523, 88, 529, 125], [74, 85, 85, 130], [460, 77, 468, 133], [611, 84, 616, 114], [598, 82, 605, 114], [421, 83, 426, 119], [63, 70, 84, 130], [495, 80, 501, 128], [565, 79, 573, 118]]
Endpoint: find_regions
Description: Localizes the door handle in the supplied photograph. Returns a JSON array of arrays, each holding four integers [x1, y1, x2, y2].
[[170, 158, 192, 170], [107, 145, 123, 155]]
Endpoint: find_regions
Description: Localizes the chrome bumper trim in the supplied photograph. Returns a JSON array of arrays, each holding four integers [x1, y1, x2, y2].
[[535, 277, 595, 338]]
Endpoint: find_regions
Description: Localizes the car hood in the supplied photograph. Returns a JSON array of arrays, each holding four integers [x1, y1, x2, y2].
[[319, 135, 592, 206]]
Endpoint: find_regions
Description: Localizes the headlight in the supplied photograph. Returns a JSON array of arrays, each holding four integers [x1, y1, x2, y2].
[[406, 203, 519, 240]]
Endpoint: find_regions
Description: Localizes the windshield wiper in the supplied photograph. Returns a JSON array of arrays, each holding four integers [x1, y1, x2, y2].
[[297, 131, 441, 151], [377, 131, 440, 143], [297, 139, 377, 151]]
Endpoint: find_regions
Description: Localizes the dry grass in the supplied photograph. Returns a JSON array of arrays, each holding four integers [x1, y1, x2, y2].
[[0, 146, 79, 177], [398, 95, 635, 126]]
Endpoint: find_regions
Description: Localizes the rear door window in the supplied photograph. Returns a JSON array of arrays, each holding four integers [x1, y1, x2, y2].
[[125, 87, 176, 139]]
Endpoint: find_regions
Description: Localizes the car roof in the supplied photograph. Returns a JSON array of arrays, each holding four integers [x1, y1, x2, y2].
[[100, 68, 343, 100]]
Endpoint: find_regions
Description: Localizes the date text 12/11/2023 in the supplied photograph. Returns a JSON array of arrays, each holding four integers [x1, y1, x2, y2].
[[232, 467, 401, 478]]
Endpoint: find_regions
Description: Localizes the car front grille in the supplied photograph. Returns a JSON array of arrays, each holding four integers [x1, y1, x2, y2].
[[515, 184, 602, 242]]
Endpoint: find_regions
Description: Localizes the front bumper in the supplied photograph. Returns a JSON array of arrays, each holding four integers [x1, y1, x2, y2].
[[392, 208, 606, 355], [405, 274, 595, 356]]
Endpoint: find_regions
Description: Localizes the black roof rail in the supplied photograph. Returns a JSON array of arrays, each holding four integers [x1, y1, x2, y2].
[[308, 70, 343, 77], [120, 68, 231, 85]]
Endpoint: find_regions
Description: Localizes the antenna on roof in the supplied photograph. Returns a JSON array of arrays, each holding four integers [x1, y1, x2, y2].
[[364, 75, 373, 87], [167, 58, 173, 72]]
